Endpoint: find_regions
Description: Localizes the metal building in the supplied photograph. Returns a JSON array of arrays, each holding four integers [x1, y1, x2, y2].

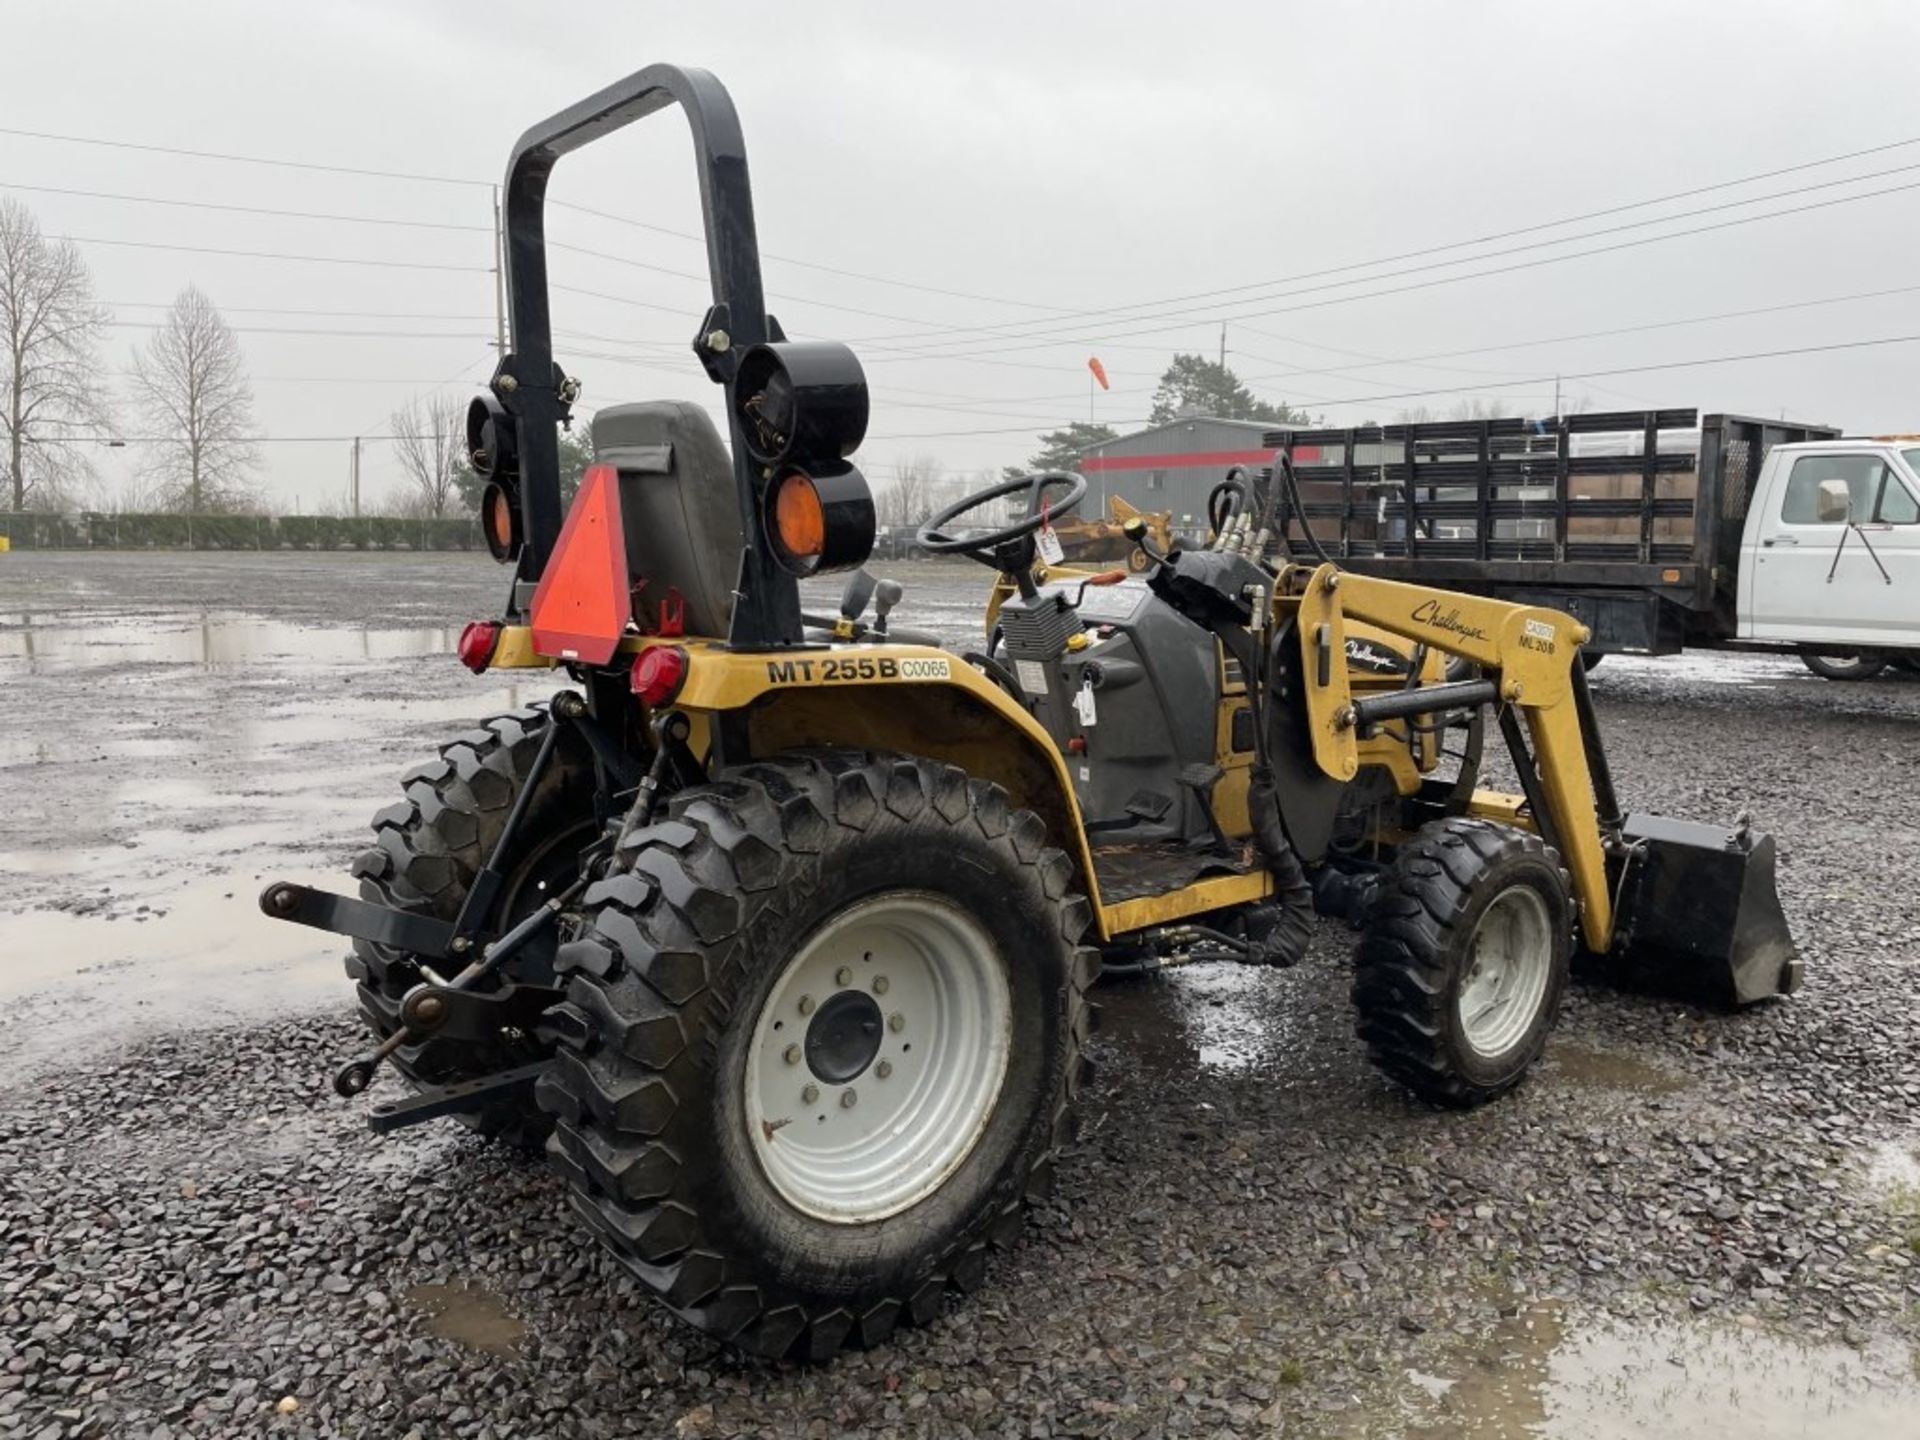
[[1077, 416, 1395, 542], [1075, 417, 1278, 543]]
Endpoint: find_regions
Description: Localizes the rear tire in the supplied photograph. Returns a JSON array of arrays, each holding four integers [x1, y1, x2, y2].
[[1802, 652, 1887, 681], [538, 751, 1096, 1358], [1352, 818, 1570, 1107], [346, 703, 595, 1148]]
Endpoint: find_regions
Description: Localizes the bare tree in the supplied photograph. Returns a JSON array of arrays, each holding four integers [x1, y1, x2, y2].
[[129, 286, 261, 513], [874, 453, 940, 527], [0, 199, 112, 512], [390, 393, 465, 518]]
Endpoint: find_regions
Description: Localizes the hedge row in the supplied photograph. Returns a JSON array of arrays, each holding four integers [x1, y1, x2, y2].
[[0, 512, 486, 551]]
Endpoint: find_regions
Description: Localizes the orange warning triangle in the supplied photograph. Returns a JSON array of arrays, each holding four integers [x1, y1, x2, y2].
[[530, 463, 630, 664]]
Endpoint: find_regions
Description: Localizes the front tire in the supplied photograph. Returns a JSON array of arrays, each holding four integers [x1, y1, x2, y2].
[[1802, 652, 1887, 681], [1352, 818, 1570, 1107], [539, 751, 1095, 1358]]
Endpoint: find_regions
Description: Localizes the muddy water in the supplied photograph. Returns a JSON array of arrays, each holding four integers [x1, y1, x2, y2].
[[1396, 1303, 1920, 1438], [405, 1282, 527, 1357], [0, 570, 570, 1080]]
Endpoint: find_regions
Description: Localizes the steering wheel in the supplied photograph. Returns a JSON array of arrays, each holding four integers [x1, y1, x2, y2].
[[916, 470, 1089, 570]]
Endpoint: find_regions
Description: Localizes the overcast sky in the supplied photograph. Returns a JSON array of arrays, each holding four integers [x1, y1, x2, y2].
[[7, 0, 1920, 512]]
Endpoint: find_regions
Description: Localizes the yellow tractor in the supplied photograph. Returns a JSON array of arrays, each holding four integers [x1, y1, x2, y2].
[[262, 65, 1799, 1359], [1052, 493, 1174, 572]]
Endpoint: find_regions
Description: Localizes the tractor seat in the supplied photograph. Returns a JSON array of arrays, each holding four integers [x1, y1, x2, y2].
[[591, 401, 743, 640]]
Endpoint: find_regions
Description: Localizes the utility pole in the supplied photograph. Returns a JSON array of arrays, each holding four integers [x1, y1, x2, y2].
[[350, 437, 361, 518], [492, 186, 508, 357], [1219, 322, 1227, 371], [1553, 375, 1562, 418]]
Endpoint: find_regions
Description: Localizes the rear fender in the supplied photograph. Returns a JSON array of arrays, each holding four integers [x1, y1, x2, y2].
[[652, 639, 1107, 933]]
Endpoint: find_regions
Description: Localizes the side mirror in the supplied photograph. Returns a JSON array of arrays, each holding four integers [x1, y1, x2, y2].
[[1815, 478, 1852, 524]]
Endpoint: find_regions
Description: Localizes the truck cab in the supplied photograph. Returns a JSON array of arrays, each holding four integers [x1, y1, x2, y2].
[[1739, 437, 1920, 669]]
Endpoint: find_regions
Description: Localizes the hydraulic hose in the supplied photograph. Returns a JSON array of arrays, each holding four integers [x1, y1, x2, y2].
[[1246, 763, 1317, 966]]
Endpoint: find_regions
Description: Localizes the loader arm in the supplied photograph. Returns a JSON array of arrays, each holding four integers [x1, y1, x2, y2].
[[1288, 564, 1620, 953]]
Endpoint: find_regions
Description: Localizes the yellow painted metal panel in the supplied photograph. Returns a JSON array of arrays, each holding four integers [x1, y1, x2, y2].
[[1101, 870, 1274, 937]]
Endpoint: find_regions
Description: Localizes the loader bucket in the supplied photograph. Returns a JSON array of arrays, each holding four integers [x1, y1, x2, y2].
[[1606, 813, 1802, 1008]]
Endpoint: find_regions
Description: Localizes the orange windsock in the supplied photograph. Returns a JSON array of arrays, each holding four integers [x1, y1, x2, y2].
[[1087, 356, 1110, 391]]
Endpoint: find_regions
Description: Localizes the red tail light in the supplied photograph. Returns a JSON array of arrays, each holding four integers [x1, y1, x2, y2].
[[457, 621, 501, 673], [630, 645, 689, 706]]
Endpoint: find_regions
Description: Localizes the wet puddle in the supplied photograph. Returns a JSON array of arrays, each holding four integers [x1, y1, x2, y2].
[[406, 1282, 527, 1357], [1398, 1303, 1920, 1438], [1596, 653, 1809, 689], [1544, 1042, 1693, 1095], [1098, 961, 1315, 1078], [1865, 1134, 1920, 1192], [0, 870, 345, 1081], [0, 613, 459, 670]]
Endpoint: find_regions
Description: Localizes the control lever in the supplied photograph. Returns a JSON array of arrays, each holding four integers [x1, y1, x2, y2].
[[1121, 516, 1171, 568], [872, 578, 904, 636], [835, 570, 879, 638]]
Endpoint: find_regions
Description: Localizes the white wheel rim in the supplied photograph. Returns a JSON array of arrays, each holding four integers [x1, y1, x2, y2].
[[744, 892, 1012, 1224], [1456, 884, 1554, 1059]]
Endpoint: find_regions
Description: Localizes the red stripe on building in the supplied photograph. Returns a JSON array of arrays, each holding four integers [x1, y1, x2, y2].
[[1081, 445, 1318, 472]]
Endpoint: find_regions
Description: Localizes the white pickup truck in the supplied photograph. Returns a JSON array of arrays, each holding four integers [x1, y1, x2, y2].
[[1738, 436, 1920, 679]]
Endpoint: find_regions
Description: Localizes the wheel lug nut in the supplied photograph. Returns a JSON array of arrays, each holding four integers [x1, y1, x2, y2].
[[783, 1044, 801, 1065], [798, 994, 815, 1016], [876, 1060, 893, 1080], [834, 966, 853, 987], [840, 1089, 858, 1109], [801, 1083, 819, 1105], [872, 975, 890, 995], [888, 1012, 905, 1033]]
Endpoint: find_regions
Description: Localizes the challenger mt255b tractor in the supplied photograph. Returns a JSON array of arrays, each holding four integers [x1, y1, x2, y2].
[[261, 66, 1800, 1359]]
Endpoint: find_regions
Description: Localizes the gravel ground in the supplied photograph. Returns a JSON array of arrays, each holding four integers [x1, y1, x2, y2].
[[2, 552, 1919, 1438]]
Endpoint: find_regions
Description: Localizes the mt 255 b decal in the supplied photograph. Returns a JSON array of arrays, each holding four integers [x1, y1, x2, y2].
[[764, 655, 953, 684]]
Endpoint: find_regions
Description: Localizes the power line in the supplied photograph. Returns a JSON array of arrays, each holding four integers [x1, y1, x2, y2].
[[546, 197, 1069, 314], [850, 144, 1920, 350], [0, 126, 1066, 317], [0, 181, 489, 232], [103, 320, 487, 339], [1230, 280, 1920, 390], [865, 332, 1920, 438], [62, 234, 490, 272], [105, 300, 496, 322], [548, 237, 977, 329], [869, 174, 1920, 364], [0, 126, 485, 187]]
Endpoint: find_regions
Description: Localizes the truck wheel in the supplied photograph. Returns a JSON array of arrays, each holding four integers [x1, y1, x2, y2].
[[1802, 653, 1887, 681], [346, 703, 596, 1148], [539, 751, 1095, 1358], [1351, 817, 1570, 1108]]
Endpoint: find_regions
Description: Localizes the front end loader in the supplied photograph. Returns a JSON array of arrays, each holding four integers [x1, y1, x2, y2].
[[262, 64, 1800, 1359]]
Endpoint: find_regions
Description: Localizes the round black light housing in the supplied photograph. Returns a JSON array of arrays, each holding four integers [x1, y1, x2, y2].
[[733, 341, 869, 469], [466, 392, 519, 483], [480, 480, 523, 564], [763, 462, 876, 578]]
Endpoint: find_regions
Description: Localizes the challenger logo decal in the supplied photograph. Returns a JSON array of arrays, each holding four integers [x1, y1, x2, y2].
[[1344, 638, 1409, 674], [1410, 599, 1490, 644]]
